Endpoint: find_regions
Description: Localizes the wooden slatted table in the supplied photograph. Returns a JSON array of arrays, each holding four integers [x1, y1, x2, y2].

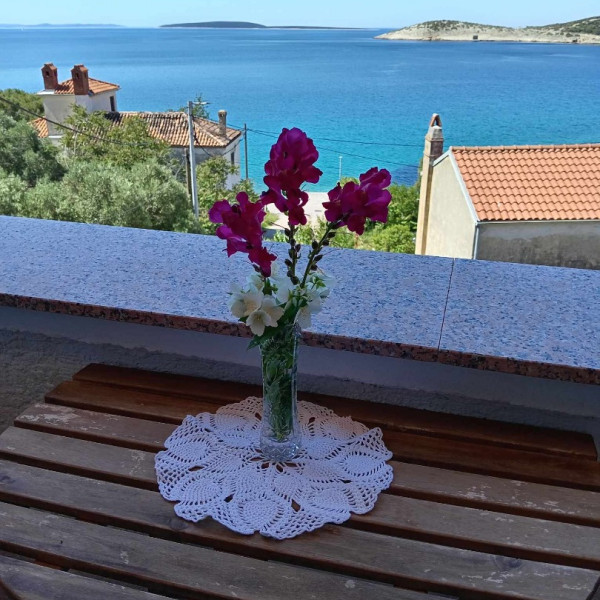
[[0, 363, 599, 600]]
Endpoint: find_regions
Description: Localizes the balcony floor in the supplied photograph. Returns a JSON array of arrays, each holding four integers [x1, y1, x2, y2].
[[0, 364, 599, 599]]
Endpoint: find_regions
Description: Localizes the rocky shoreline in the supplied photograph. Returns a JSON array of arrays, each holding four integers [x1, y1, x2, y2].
[[377, 20, 600, 45]]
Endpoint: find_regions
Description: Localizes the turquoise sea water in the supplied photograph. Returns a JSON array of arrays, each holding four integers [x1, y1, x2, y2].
[[1, 28, 599, 189]]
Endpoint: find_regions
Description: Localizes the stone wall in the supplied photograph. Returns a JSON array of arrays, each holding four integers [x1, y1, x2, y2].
[[477, 221, 600, 270]]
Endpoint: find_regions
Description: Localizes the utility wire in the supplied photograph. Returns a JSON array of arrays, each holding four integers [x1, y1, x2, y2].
[[0, 95, 155, 148], [232, 123, 422, 148], [2, 96, 419, 170], [245, 127, 418, 169]]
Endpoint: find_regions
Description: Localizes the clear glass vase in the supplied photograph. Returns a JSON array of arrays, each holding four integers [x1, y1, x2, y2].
[[259, 322, 301, 461]]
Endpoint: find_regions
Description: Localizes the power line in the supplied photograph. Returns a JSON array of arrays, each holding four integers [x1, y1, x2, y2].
[[240, 125, 418, 169], [232, 123, 422, 148], [0, 95, 154, 148]]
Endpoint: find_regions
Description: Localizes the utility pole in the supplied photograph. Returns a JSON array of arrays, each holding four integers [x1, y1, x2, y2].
[[338, 155, 343, 182], [187, 100, 199, 219], [244, 124, 249, 180]]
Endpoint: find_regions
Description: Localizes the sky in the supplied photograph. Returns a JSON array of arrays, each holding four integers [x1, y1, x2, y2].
[[1, 0, 598, 28]]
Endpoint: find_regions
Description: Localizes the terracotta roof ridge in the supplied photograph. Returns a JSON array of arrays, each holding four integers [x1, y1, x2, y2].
[[451, 143, 600, 152], [87, 77, 120, 88]]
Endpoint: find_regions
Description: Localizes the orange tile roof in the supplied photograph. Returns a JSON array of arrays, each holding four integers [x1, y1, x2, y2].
[[49, 77, 120, 95], [30, 117, 48, 137], [30, 111, 241, 148], [451, 144, 600, 221], [105, 111, 241, 147]]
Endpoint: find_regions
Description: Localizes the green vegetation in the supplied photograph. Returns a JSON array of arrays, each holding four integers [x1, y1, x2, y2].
[[0, 113, 65, 185], [170, 94, 210, 119], [62, 105, 170, 168], [0, 88, 43, 121], [0, 88, 419, 255], [0, 89, 253, 234], [415, 20, 508, 32], [272, 181, 419, 254], [536, 16, 600, 35]]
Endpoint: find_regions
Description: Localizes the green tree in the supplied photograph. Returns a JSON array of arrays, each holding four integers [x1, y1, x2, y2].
[[61, 106, 169, 168], [363, 223, 415, 253], [0, 89, 44, 122], [0, 171, 28, 216], [23, 160, 196, 232], [171, 94, 210, 119], [0, 114, 65, 186]]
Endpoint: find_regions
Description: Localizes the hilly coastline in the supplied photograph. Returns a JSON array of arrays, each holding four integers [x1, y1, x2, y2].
[[377, 16, 600, 44]]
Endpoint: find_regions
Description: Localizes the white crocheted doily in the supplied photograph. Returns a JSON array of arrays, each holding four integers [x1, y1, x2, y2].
[[155, 397, 393, 539]]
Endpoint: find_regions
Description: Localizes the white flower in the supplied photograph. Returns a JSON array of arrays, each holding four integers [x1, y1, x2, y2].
[[260, 295, 284, 326], [229, 285, 263, 319], [246, 309, 270, 336], [296, 295, 322, 329], [246, 271, 265, 291], [246, 296, 284, 336], [274, 278, 294, 304]]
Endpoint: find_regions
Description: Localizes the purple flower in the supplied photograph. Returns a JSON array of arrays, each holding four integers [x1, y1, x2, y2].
[[209, 192, 276, 276], [323, 167, 392, 235], [261, 128, 323, 226]]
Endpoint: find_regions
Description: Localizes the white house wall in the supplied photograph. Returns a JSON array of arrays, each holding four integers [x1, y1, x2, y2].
[[41, 91, 116, 142], [477, 221, 600, 270], [425, 156, 477, 258]]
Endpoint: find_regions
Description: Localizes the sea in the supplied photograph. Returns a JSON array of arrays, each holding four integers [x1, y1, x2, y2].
[[1, 27, 599, 190]]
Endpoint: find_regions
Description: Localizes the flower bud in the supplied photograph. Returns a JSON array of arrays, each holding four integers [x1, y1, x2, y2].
[[322, 240, 330, 246], [295, 244, 301, 253], [311, 241, 319, 250], [314, 255, 323, 262], [288, 249, 294, 258], [291, 276, 300, 285], [284, 228, 291, 236], [310, 264, 318, 271], [327, 231, 336, 238]]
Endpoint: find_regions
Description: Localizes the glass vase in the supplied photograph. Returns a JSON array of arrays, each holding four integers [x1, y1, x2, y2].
[[259, 322, 301, 461]]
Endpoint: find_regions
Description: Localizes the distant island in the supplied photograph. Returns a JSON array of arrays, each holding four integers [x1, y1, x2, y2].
[[161, 21, 361, 30], [0, 23, 122, 29], [377, 16, 600, 44]]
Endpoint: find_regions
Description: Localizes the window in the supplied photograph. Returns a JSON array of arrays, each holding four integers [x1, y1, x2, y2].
[[230, 152, 235, 166], [110, 95, 116, 111]]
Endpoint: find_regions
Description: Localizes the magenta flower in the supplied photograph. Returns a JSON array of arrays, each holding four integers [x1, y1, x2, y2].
[[209, 192, 276, 276], [261, 128, 323, 226], [323, 167, 392, 235]]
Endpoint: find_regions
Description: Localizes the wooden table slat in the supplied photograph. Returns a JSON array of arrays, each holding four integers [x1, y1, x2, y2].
[[1, 459, 600, 574], [0, 554, 169, 600], [72, 364, 598, 460], [0, 500, 596, 600], [0, 502, 436, 600], [36, 390, 600, 491], [3, 364, 599, 600], [14, 404, 600, 526]]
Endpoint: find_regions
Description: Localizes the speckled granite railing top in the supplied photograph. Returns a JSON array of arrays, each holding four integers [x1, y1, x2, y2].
[[1, 216, 599, 384]]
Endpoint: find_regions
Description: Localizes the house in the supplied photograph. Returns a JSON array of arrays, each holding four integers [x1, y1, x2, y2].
[[415, 115, 600, 270], [31, 63, 242, 188]]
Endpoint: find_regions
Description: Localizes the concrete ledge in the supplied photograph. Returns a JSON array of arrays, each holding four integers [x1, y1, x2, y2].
[[1, 307, 600, 444], [0, 216, 599, 384]]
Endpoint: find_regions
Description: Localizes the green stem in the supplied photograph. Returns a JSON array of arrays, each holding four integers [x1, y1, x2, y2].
[[299, 221, 338, 288]]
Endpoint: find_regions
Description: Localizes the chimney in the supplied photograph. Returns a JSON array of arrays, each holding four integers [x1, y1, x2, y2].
[[41, 63, 58, 90], [415, 114, 444, 255], [218, 110, 227, 136], [71, 64, 90, 95]]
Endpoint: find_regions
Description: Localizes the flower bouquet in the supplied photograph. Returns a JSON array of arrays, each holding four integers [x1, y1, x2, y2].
[[210, 128, 392, 460]]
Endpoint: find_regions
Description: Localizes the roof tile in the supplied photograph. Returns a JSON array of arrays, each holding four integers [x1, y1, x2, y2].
[[51, 77, 120, 95], [451, 144, 600, 221]]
